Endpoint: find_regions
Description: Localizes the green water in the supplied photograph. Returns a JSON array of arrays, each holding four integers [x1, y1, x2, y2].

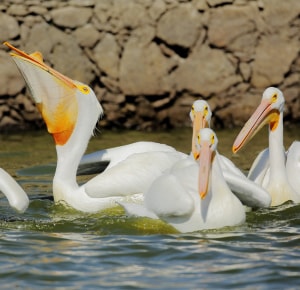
[[0, 127, 300, 289]]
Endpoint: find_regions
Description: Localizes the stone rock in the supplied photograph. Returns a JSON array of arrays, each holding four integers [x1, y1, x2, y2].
[[28, 6, 48, 15], [0, 104, 9, 120], [152, 97, 173, 109], [23, 21, 95, 84], [284, 87, 300, 119], [100, 76, 120, 93], [206, 0, 234, 7], [112, 0, 150, 29], [251, 34, 299, 88], [119, 37, 175, 95], [219, 90, 262, 126], [94, 0, 150, 33], [73, 24, 101, 47], [148, 0, 167, 21], [0, 51, 25, 96], [15, 94, 37, 113], [262, 0, 300, 29], [282, 73, 300, 89], [10, 108, 22, 121], [0, 0, 299, 131], [51, 42, 95, 84], [51, 6, 92, 28], [93, 33, 120, 79], [0, 116, 18, 127], [192, 0, 208, 11], [42, 1, 59, 9], [239, 62, 251, 82], [136, 0, 153, 9], [94, 0, 113, 25], [164, 0, 179, 9], [157, 3, 201, 48], [23, 15, 45, 28], [172, 45, 242, 97], [208, 5, 258, 61], [69, 0, 95, 6], [136, 97, 156, 119], [168, 94, 196, 127], [0, 13, 20, 43], [22, 22, 57, 55], [206, 0, 234, 6], [7, 4, 28, 16], [20, 109, 42, 122], [132, 25, 156, 46]]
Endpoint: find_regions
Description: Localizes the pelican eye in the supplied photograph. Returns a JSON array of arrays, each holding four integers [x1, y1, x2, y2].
[[271, 93, 277, 103], [203, 106, 208, 116], [190, 106, 195, 120], [77, 85, 90, 94], [210, 134, 215, 145], [197, 134, 200, 143]]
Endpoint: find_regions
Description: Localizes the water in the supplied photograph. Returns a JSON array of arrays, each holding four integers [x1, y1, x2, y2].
[[0, 127, 300, 289]]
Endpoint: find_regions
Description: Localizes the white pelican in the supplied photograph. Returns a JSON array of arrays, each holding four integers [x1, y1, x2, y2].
[[191, 100, 271, 208], [83, 98, 270, 208], [120, 129, 246, 233], [286, 141, 300, 193], [77, 141, 182, 175], [76, 99, 211, 176], [5, 42, 187, 213], [189, 100, 212, 158], [0, 168, 29, 213], [232, 87, 300, 206]]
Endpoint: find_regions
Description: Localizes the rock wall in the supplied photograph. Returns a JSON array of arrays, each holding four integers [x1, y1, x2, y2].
[[0, 0, 299, 131]]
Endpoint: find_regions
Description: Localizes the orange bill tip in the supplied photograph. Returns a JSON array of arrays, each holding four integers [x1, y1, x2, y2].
[[4, 41, 76, 90], [193, 151, 200, 160], [200, 190, 207, 199]]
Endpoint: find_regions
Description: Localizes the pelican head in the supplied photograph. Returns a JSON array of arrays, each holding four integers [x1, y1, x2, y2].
[[190, 100, 212, 159], [232, 87, 284, 154], [196, 128, 218, 199], [4, 42, 103, 147]]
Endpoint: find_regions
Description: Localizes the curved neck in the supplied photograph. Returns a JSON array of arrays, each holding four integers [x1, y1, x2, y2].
[[55, 143, 87, 182], [52, 111, 93, 201], [268, 112, 286, 181], [207, 153, 232, 201], [53, 138, 89, 201]]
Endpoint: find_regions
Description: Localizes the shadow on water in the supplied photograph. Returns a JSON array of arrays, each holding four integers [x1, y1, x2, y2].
[[0, 199, 178, 235]]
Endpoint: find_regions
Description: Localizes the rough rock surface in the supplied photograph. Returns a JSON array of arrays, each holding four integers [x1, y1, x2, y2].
[[0, 0, 299, 131]]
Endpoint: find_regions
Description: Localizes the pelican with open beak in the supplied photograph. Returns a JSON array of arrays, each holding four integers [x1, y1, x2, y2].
[[4, 42, 187, 213]]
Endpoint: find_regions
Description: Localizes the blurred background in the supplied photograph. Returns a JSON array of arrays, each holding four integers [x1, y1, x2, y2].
[[0, 0, 299, 131]]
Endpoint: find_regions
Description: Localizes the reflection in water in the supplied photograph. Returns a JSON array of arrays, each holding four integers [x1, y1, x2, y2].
[[0, 128, 300, 288]]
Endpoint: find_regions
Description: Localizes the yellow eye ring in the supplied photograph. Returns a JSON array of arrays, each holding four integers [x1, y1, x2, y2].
[[271, 94, 277, 103], [77, 85, 90, 94]]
